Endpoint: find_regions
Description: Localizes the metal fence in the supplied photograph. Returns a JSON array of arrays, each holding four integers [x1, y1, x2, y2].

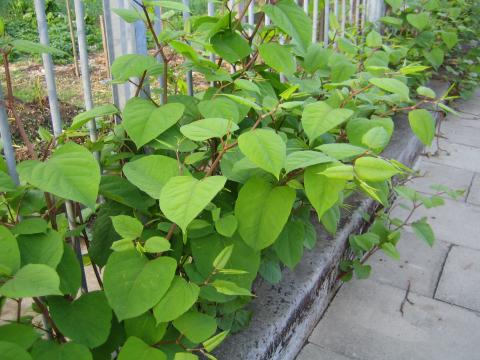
[[0, 0, 386, 281]]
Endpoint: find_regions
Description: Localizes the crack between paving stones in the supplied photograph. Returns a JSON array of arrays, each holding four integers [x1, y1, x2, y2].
[[433, 244, 454, 299]]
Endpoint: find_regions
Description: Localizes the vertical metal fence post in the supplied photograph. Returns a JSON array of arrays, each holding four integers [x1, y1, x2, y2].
[[355, 0, 360, 29], [303, 0, 309, 14], [349, 0, 354, 24], [312, 0, 318, 42], [154, 6, 166, 104], [248, 1, 254, 36], [323, 0, 330, 46], [341, 0, 346, 36], [0, 86, 19, 185], [182, 0, 194, 96], [33, 0, 88, 293], [334, 0, 338, 18]]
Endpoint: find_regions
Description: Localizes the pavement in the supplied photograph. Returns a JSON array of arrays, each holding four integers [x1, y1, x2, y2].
[[297, 90, 480, 360]]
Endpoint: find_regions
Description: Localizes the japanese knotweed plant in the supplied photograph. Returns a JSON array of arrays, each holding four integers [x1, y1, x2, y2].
[[0, 0, 469, 359]]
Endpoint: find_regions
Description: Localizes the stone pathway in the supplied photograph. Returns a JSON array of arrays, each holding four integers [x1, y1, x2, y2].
[[296, 90, 480, 360]]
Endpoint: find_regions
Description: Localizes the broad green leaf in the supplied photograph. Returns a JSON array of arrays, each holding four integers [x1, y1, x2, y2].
[[160, 176, 226, 233], [70, 104, 119, 130], [17, 142, 100, 208], [11, 218, 48, 235], [234, 79, 260, 94], [354, 156, 399, 181], [303, 221, 317, 249], [320, 164, 354, 180], [117, 337, 166, 360], [316, 143, 366, 160], [153, 276, 199, 323], [369, 78, 410, 101], [304, 164, 346, 220], [366, 30, 382, 48], [219, 94, 261, 111], [123, 155, 182, 199], [362, 126, 390, 151], [423, 48, 444, 70], [0, 171, 16, 192], [17, 229, 63, 268], [111, 54, 156, 81], [238, 129, 286, 179], [381, 243, 401, 260], [301, 101, 353, 142], [259, 258, 282, 284], [302, 44, 332, 73], [441, 31, 458, 49], [12, 39, 64, 56], [385, 0, 402, 11], [0, 264, 61, 298], [0, 341, 32, 360], [103, 251, 176, 320], [99, 176, 154, 213], [49, 291, 112, 348], [406, 12, 429, 31], [408, 109, 435, 146], [235, 177, 295, 250], [57, 245, 81, 295], [411, 219, 435, 246], [330, 60, 357, 82], [285, 150, 334, 173], [215, 215, 238, 237], [264, 0, 312, 55], [180, 118, 239, 141], [144, 237, 170, 253], [274, 220, 305, 269], [123, 98, 185, 148], [173, 311, 217, 343], [259, 43, 296, 75], [211, 280, 253, 296], [346, 117, 394, 152], [0, 225, 20, 275], [0, 323, 40, 349], [417, 86, 436, 99], [380, 16, 402, 26], [124, 312, 167, 345], [352, 261, 371, 279], [198, 98, 242, 124], [111, 215, 143, 240], [211, 31, 251, 63], [34, 341, 92, 360]]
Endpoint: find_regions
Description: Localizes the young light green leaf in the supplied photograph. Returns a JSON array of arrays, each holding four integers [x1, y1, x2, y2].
[[111, 54, 156, 81], [319, 164, 354, 180], [369, 77, 410, 101], [211, 280, 253, 296], [180, 118, 239, 141], [215, 214, 238, 237], [238, 129, 286, 179], [211, 31, 251, 63], [144, 237, 170, 253], [285, 150, 334, 173], [408, 109, 435, 146], [213, 245, 234, 270], [111, 215, 143, 240], [316, 143, 367, 160], [354, 157, 400, 181], [381, 243, 401, 260], [203, 331, 230, 352], [173, 311, 217, 343], [411, 219, 435, 246], [417, 86, 436, 99], [117, 336, 166, 360], [124, 312, 168, 346], [366, 30, 382, 48], [259, 43, 296, 75], [70, 104, 119, 130], [0, 264, 61, 298], [12, 39, 65, 56], [406, 12, 429, 31], [160, 176, 226, 233], [0, 225, 20, 276]]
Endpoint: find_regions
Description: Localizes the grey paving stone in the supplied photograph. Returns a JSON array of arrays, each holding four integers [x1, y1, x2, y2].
[[369, 232, 450, 297], [444, 115, 480, 129], [390, 198, 480, 249], [435, 246, 480, 312], [466, 173, 480, 206], [297, 344, 354, 360], [408, 160, 473, 198], [423, 141, 480, 173], [439, 120, 480, 148], [309, 280, 480, 360]]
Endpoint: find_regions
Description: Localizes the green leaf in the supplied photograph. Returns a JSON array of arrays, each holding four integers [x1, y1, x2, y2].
[[441, 31, 458, 50], [0, 323, 40, 349], [173, 311, 217, 343], [215, 215, 238, 237], [111, 215, 143, 240], [0, 341, 32, 360], [369, 78, 410, 101], [303, 221, 317, 249], [316, 143, 366, 160], [49, 291, 112, 348], [320, 164, 354, 180], [124, 312, 167, 345], [301, 101, 353, 142], [17, 229, 63, 269], [17, 142, 100, 208], [406, 12, 429, 31], [417, 86, 436, 99], [144, 237, 170, 253], [203, 330, 229, 352], [0, 225, 20, 275], [219, 94, 261, 111], [11, 218, 48, 235], [234, 79, 260, 94], [180, 118, 239, 141], [399, 65, 430, 75], [146, 1, 189, 12], [366, 30, 382, 48], [385, 0, 402, 11], [346, 117, 394, 153], [123, 98, 185, 148], [330, 60, 357, 82], [174, 353, 198, 360], [211, 280, 253, 296], [111, 54, 156, 81], [235, 177, 295, 250], [34, 342, 92, 360], [56, 245, 81, 295], [259, 258, 282, 284], [354, 157, 399, 181], [70, 104, 119, 130], [362, 126, 390, 151], [112, 8, 144, 23], [259, 43, 296, 75], [411, 219, 435, 246], [211, 31, 251, 63], [0, 171, 16, 192], [274, 220, 305, 269], [213, 245, 234, 270], [117, 337, 166, 360], [264, 0, 312, 55], [304, 164, 346, 220], [123, 155, 182, 199], [408, 109, 435, 146], [381, 243, 401, 260], [11, 39, 64, 56], [99, 176, 154, 213], [238, 129, 286, 179], [302, 44, 332, 73], [103, 251, 176, 320], [153, 276, 199, 323], [0, 264, 61, 298], [285, 150, 334, 173], [198, 98, 242, 124], [160, 176, 226, 233], [352, 261, 371, 279], [423, 48, 444, 70]]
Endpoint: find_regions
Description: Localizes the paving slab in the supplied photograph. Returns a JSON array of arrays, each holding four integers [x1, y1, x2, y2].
[[297, 344, 354, 360], [309, 280, 480, 360], [390, 198, 480, 249], [438, 120, 480, 148], [466, 173, 480, 206], [369, 232, 450, 297], [423, 141, 480, 173], [435, 246, 480, 312], [408, 160, 473, 199]]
